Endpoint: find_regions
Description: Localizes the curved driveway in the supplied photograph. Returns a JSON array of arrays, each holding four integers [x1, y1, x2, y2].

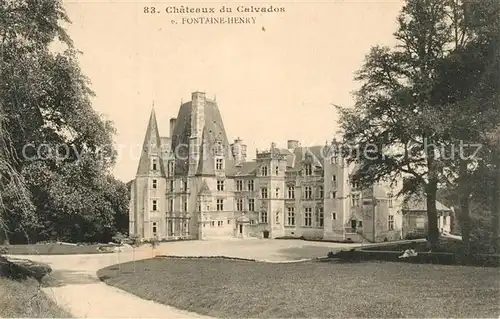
[[8, 239, 361, 318]]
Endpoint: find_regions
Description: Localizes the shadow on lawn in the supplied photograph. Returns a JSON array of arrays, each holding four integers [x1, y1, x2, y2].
[[278, 246, 344, 260], [42, 269, 101, 287]]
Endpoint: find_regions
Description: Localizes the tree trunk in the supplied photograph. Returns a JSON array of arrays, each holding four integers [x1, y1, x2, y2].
[[491, 148, 500, 253], [426, 180, 440, 250], [426, 142, 440, 251], [458, 159, 471, 254]]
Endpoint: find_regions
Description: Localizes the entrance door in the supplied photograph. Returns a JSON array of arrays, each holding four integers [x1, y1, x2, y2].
[[351, 220, 357, 231], [239, 224, 243, 234]]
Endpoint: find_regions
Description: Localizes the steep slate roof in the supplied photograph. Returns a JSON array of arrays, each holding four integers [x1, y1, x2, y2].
[[290, 145, 325, 170], [170, 100, 235, 176], [403, 195, 452, 212], [228, 161, 258, 177], [197, 101, 235, 175], [136, 108, 165, 176]]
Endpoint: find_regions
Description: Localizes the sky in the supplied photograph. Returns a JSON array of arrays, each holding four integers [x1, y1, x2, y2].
[[61, 0, 404, 182]]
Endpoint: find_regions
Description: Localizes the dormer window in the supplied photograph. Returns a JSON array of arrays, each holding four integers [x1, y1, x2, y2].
[[304, 164, 312, 176], [215, 158, 224, 170], [388, 192, 394, 208], [261, 165, 268, 176], [152, 158, 158, 171], [217, 179, 225, 191], [168, 161, 174, 175]]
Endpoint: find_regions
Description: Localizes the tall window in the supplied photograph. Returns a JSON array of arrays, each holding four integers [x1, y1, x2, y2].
[[275, 188, 280, 198], [332, 175, 337, 185], [152, 158, 158, 171], [261, 165, 268, 176], [236, 180, 243, 191], [215, 158, 224, 170], [304, 164, 312, 176], [216, 199, 224, 211], [152, 200, 157, 211], [182, 179, 187, 191], [388, 193, 393, 208], [261, 211, 268, 223], [261, 187, 268, 199], [237, 199, 243, 211], [304, 207, 312, 226], [287, 207, 295, 226], [304, 186, 312, 200], [388, 215, 394, 230], [248, 198, 255, 211], [332, 212, 337, 220], [288, 186, 295, 199], [248, 180, 254, 191], [168, 162, 174, 175], [275, 166, 279, 175], [318, 186, 324, 198], [275, 211, 280, 224], [352, 194, 360, 207], [152, 222, 157, 234], [316, 207, 324, 227], [182, 196, 187, 212], [170, 180, 174, 191], [168, 199, 173, 212], [331, 191, 337, 199], [217, 180, 225, 191], [152, 179, 157, 189], [416, 216, 425, 229]]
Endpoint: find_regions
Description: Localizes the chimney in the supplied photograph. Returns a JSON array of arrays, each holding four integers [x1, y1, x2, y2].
[[231, 138, 247, 163], [169, 118, 176, 137], [287, 140, 299, 150], [188, 91, 206, 176]]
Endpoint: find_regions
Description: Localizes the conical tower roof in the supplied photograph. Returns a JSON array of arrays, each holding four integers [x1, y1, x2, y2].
[[136, 107, 165, 176]]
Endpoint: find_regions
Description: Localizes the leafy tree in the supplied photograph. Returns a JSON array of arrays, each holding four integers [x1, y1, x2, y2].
[[0, 0, 128, 243], [337, 0, 454, 249], [431, 0, 500, 253], [338, 0, 499, 251]]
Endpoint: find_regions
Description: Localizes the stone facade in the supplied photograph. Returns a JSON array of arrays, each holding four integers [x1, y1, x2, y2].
[[129, 92, 405, 242]]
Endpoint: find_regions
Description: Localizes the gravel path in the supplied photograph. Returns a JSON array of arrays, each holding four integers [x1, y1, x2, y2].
[[5, 238, 411, 318]]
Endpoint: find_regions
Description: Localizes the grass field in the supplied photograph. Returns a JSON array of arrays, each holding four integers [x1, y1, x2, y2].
[[1, 243, 113, 255], [0, 277, 72, 317], [98, 257, 500, 318]]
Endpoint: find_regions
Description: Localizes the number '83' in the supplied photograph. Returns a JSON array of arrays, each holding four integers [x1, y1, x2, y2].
[[144, 7, 157, 13]]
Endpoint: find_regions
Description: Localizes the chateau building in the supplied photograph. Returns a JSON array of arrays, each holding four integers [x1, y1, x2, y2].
[[129, 91, 406, 242]]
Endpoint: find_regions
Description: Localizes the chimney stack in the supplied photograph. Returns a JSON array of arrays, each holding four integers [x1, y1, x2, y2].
[[287, 140, 299, 150], [169, 118, 176, 137], [231, 138, 247, 163]]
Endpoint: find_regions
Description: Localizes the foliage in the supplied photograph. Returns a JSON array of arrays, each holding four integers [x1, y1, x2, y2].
[[112, 232, 127, 245], [128, 234, 142, 247], [0, 0, 128, 244], [337, 0, 500, 250]]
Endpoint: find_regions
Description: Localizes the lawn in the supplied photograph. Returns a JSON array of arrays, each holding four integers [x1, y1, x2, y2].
[[0, 277, 72, 317], [1, 243, 113, 255], [98, 257, 500, 318]]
